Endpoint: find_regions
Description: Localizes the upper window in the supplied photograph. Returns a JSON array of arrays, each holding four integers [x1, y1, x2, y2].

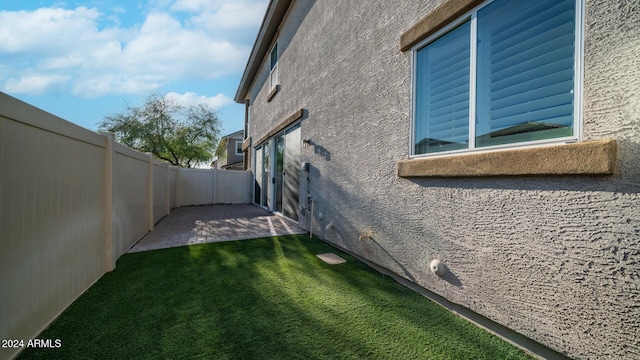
[[270, 42, 278, 70], [235, 140, 243, 155], [269, 42, 279, 93], [412, 0, 581, 156]]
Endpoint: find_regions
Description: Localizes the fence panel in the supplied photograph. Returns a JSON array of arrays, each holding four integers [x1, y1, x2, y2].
[[153, 162, 168, 224], [216, 170, 251, 204], [0, 94, 107, 360], [169, 167, 178, 209], [176, 169, 214, 206], [112, 143, 149, 259]]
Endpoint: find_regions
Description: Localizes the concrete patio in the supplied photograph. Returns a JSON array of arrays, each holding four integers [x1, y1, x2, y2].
[[128, 204, 306, 253]]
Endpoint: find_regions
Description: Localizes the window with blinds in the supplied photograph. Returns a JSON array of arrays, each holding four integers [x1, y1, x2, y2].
[[414, 21, 470, 154], [412, 0, 580, 156], [269, 42, 279, 93]]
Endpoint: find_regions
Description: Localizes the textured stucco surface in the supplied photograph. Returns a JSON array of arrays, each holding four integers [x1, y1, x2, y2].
[[244, 1, 640, 359]]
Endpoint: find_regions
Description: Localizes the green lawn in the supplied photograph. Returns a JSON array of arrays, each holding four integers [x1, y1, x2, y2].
[[19, 235, 532, 359]]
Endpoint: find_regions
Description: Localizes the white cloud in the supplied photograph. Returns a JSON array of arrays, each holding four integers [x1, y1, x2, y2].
[[169, 0, 255, 13], [190, 2, 267, 34], [0, 7, 106, 54], [3, 74, 71, 94], [171, 0, 268, 43], [121, 12, 247, 80], [170, 0, 212, 12], [0, 1, 266, 97], [72, 74, 162, 98], [165, 91, 232, 109]]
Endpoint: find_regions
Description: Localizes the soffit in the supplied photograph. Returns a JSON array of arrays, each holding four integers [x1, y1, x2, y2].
[[234, 0, 293, 103]]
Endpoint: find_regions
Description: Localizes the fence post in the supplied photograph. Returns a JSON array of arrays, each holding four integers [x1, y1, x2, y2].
[[175, 168, 182, 208], [99, 131, 115, 272], [165, 162, 170, 216], [147, 153, 154, 231]]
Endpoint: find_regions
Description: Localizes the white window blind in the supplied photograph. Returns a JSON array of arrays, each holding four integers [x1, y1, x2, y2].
[[269, 63, 279, 93], [475, 0, 576, 147], [414, 21, 470, 154]]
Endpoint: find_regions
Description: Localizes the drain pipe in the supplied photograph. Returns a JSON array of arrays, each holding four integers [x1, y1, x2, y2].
[[302, 161, 313, 239], [309, 196, 315, 239]]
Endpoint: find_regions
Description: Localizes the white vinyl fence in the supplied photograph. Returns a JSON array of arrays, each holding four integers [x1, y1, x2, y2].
[[0, 92, 250, 360], [175, 168, 251, 206]]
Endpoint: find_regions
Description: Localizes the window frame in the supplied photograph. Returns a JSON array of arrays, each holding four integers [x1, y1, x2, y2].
[[235, 140, 243, 156], [268, 41, 279, 94], [409, 0, 584, 158]]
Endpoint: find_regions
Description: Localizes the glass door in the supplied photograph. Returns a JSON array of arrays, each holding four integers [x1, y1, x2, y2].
[[275, 134, 285, 213], [254, 146, 263, 205], [256, 127, 300, 219], [262, 141, 271, 208], [282, 125, 300, 221]]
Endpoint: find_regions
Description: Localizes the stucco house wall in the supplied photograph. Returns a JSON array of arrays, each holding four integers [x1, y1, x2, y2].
[[237, 1, 640, 359]]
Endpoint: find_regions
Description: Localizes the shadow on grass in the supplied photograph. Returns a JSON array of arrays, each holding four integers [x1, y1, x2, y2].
[[18, 235, 531, 360]]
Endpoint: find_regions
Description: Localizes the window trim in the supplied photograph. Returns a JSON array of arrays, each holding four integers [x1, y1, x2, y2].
[[235, 140, 243, 156], [409, 0, 584, 159], [401, 0, 484, 52]]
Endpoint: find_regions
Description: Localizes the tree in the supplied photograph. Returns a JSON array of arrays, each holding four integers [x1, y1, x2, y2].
[[99, 93, 222, 168]]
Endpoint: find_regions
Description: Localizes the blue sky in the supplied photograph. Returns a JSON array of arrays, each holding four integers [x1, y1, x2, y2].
[[0, 0, 268, 134]]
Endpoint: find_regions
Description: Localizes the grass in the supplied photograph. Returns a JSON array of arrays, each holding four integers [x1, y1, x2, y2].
[[19, 235, 532, 359]]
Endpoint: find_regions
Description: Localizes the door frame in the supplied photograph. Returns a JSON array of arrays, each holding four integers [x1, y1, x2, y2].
[[252, 123, 301, 222]]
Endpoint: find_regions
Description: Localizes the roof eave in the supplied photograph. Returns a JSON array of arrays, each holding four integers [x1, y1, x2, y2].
[[234, 0, 292, 103], [222, 129, 245, 138]]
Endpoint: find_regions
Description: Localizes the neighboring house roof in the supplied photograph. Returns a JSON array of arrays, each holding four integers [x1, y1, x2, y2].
[[234, 0, 292, 103], [415, 137, 455, 149], [484, 121, 567, 138], [223, 129, 244, 139], [222, 161, 244, 170]]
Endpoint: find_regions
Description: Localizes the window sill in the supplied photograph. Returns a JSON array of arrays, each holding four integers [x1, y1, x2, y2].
[[397, 140, 617, 178], [267, 85, 279, 102]]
